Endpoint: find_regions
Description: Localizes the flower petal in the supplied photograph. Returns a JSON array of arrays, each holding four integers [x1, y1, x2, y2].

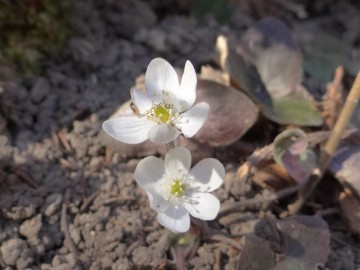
[[165, 147, 191, 176], [157, 205, 190, 233], [175, 102, 209, 138], [145, 58, 179, 102], [102, 116, 154, 144], [134, 156, 165, 188], [148, 124, 181, 144], [145, 189, 170, 213], [130, 87, 152, 114], [185, 193, 220, 220], [177, 60, 197, 111], [190, 158, 225, 192], [134, 156, 170, 213]]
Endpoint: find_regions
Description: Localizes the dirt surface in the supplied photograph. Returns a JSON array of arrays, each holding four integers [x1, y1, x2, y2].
[[1, 0, 360, 269]]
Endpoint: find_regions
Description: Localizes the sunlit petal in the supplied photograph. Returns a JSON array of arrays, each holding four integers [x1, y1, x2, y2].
[[148, 124, 181, 144], [130, 87, 152, 114], [157, 205, 190, 233], [175, 102, 209, 138], [102, 116, 154, 144], [145, 58, 179, 102], [165, 147, 191, 176], [177, 60, 197, 111], [185, 193, 220, 220], [190, 158, 224, 192]]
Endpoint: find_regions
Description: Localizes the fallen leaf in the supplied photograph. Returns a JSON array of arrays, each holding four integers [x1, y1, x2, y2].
[[237, 215, 331, 270], [200, 65, 230, 86], [216, 35, 272, 107], [252, 163, 295, 191], [263, 90, 323, 126], [339, 189, 360, 235], [236, 234, 275, 270], [239, 17, 302, 98], [329, 143, 360, 197], [216, 33, 323, 126], [194, 79, 258, 146], [274, 215, 331, 270], [322, 66, 344, 129], [273, 129, 317, 183]]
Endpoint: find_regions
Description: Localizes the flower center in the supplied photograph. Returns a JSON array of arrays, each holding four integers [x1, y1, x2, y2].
[[170, 179, 186, 197], [154, 105, 171, 124], [147, 102, 174, 124]]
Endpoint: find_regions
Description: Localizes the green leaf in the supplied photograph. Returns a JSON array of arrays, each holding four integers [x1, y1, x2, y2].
[[263, 91, 323, 126]]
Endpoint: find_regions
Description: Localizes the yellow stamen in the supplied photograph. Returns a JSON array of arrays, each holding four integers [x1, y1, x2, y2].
[[170, 179, 186, 197]]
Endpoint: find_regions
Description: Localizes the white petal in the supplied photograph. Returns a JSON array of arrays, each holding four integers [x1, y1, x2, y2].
[[190, 158, 224, 192], [148, 124, 181, 144], [145, 190, 170, 213], [134, 157, 170, 213], [130, 87, 152, 114], [134, 156, 165, 188], [145, 58, 179, 102], [177, 60, 197, 111], [160, 90, 180, 113], [165, 147, 191, 176], [185, 193, 220, 220], [102, 116, 154, 144], [157, 205, 190, 233], [175, 102, 209, 138]]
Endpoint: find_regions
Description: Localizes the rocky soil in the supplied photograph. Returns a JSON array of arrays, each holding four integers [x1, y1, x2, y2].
[[1, 0, 360, 269]]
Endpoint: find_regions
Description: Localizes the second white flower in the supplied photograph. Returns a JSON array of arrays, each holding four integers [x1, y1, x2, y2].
[[134, 147, 224, 233]]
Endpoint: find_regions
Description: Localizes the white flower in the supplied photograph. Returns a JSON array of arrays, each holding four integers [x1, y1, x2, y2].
[[134, 147, 224, 233], [102, 58, 209, 144]]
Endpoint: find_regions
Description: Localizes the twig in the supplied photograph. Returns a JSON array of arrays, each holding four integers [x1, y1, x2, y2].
[[12, 169, 39, 188], [219, 184, 303, 217], [323, 66, 344, 128], [209, 234, 242, 250], [214, 248, 222, 270], [61, 189, 82, 269], [288, 72, 360, 214], [79, 190, 100, 213], [57, 130, 72, 152]]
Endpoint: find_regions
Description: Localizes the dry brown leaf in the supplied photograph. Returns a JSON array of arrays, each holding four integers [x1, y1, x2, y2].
[[339, 188, 360, 236], [200, 65, 230, 85], [252, 163, 295, 191], [322, 66, 344, 129]]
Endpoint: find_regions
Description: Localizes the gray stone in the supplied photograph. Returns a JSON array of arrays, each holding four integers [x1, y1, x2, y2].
[[20, 214, 42, 240], [31, 78, 50, 103], [43, 193, 63, 217], [0, 238, 33, 267]]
